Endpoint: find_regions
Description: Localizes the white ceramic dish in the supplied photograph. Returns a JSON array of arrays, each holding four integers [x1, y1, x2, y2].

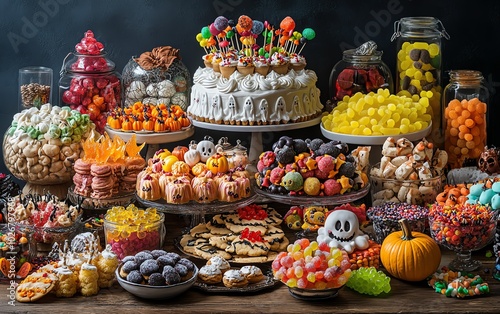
[[320, 122, 431, 145], [115, 264, 198, 299]]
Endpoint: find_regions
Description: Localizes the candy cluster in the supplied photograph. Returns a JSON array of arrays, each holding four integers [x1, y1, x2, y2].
[[104, 205, 164, 260], [367, 202, 428, 243], [345, 266, 391, 296], [429, 203, 497, 251], [428, 267, 490, 298], [272, 238, 352, 290], [322, 88, 432, 136], [7, 193, 82, 245], [106, 103, 191, 133], [467, 179, 500, 210], [348, 240, 381, 271], [4, 104, 95, 184], [444, 98, 487, 168], [60, 30, 121, 133], [370, 137, 447, 207], [256, 136, 369, 197]]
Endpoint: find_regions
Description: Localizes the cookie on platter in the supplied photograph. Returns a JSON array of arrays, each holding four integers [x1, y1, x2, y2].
[[222, 269, 248, 288]]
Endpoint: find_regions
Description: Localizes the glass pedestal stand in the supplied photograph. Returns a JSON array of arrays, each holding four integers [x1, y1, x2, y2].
[[192, 116, 322, 166], [136, 193, 258, 232]]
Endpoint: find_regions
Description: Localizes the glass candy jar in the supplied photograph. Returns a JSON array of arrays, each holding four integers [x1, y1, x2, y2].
[[121, 46, 191, 110], [59, 30, 121, 133], [391, 17, 450, 147], [329, 41, 393, 103], [18, 66, 53, 110], [443, 70, 489, 169]]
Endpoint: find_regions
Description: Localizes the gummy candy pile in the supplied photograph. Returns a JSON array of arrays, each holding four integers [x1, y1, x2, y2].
[[104, 205, 163, 260], [272, 238, 352, 290], [346, 266, 391, 296], [428, 267, 490, 298]]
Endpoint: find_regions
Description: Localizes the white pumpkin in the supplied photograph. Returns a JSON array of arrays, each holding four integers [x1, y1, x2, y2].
[[184, 141, 201, 167]]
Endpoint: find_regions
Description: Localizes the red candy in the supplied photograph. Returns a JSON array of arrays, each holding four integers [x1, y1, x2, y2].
[[60, 30, 121, 133]]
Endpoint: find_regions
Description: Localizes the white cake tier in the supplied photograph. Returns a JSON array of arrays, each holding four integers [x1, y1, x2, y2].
[[188, 67, 324, 125]]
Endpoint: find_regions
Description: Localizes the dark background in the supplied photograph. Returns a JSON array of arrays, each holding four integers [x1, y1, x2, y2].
[[1, 0, 500, 180]]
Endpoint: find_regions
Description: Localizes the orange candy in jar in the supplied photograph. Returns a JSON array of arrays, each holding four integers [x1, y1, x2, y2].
[[443, 70, 489, 169]]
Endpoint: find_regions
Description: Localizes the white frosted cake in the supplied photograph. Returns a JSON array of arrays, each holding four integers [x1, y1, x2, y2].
[[188, 68, 323, 125], [189, 15, 322, 125]]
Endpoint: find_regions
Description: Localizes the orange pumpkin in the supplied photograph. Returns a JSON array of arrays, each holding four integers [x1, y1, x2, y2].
[[154, 118, 167, 132], [143, 116, 155, 131], [178, 114, 191, 128], [107, 115, 121, 129], [172, 146, 189, 161], [121, 117, 133, 131], [380, 219, 441, 282], [166, 117, 181, 132], [206, 153, 229, 174], [132, 116, 143, 131]]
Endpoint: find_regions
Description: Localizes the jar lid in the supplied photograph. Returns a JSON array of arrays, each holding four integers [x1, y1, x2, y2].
[[61, 52, 116, 74], [343, 41, 383, 63], [391, 16, 450, 41]]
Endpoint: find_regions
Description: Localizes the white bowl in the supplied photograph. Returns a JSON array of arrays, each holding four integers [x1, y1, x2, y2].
[[115, 264, 198, 299]]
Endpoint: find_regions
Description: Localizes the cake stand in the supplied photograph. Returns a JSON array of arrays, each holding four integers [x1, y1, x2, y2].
[[105, 125, 195, 159], [136, 192, 258, 229], [192, 116, 322, 164]]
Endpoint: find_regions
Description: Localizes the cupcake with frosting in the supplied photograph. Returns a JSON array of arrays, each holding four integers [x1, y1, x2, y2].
[[219, 57, 238, 78], [289, 53, 306, 71], [237, 56, 255, 75], [202, 53, 213, 68], [211, 52, 223, 73], [270, 51, 289, 75], [253, 55, 270, 76]]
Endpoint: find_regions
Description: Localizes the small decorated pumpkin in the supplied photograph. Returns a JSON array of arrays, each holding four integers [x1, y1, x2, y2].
[[172, 145, 189, 161], [161, 155, 179, 172], [380, 219, 441, 282], [206, 153, 229, 174]]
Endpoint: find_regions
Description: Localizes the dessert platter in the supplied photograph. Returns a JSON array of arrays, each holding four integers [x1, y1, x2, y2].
[[254, 136, 371, 205], [193, 264, 277, 293], [175, 204, 289, 264]]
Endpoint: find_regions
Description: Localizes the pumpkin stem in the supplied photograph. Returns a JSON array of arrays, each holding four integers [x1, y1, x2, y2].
[[399, 218, 414, 241]]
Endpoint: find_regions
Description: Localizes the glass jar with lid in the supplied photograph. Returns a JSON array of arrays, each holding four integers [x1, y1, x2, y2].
[[121, 46, 191, 110], [329, 41, 393, 104], [443, 70, 489, 169], [59, 30, 121, 133], [391, 17, 450, 147]]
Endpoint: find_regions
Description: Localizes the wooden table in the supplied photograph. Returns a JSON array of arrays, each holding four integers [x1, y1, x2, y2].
[[1, 203, 500, 314]]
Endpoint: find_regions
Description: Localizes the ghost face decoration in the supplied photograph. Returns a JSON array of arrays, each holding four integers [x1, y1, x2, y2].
[[196, 136, 216, 162], [317, 209, 369, 253]]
